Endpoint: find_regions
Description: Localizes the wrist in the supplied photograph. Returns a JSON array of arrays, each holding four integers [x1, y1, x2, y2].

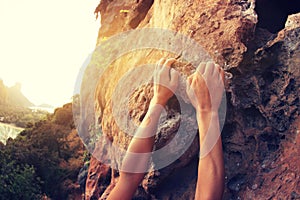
[[196, 110, 219, 127], [196, 110, 219, 119], [151, 95, 168, 106], [196, 111, 220, 143], [147, 101, 165, 117]]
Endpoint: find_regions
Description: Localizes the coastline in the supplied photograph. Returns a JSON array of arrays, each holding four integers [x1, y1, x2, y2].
[[0, 122, 24, 145], [0, 122, 24, 130]]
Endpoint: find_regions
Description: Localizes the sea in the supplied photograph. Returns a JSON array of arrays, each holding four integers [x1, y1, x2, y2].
[[29, 106, 55, 113], [0, 122, 24, 145]]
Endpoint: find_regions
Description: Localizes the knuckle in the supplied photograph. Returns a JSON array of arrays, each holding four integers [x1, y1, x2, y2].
[[165, 58, 175, 65]]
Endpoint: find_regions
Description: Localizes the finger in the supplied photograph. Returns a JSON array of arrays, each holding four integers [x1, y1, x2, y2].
[[156, 58, 166, 70], [163, 58, 176, 68], [170, 68, 179, 86], [186, 74, 193, 86], [158, 58, 166, 65], [220, 69, 225, 83], [213, 64, 221, 74], [196, 62, 206, 74], [161, 58, 176, 78], [215, 66, 225, 90], [186, 77, 192, 93], [154, 58, 166, 83], [204, 61, 215, 75], [215, 64, 225, 82], [212, 64, 220, 76]]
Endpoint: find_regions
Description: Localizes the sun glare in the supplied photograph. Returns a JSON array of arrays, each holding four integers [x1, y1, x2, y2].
[[0, 0, 100, 107]]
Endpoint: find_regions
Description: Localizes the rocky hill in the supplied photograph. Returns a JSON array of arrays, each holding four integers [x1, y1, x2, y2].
[[79, 0, 300, 199], [0, 80, 34, 107], [0, 80, 47, 128]]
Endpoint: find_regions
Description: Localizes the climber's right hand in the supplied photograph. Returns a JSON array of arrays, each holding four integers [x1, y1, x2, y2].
[[186, 62, 225, 114]]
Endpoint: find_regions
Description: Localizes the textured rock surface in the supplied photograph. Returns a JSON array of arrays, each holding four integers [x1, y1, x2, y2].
[[82, 1, 300, 199]]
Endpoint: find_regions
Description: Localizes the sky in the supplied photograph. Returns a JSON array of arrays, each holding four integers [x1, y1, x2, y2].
[[0, 0, 100, 107]]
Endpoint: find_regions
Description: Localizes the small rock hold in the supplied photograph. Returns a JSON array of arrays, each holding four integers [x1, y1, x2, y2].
[[251, 184, 258, 190], [291, 191, 300, 199], [228, 174, 246, 192], [285, 13, 300, 29]]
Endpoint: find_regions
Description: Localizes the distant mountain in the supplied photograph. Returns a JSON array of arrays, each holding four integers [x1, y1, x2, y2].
[[0, 80, 8, 105], [0, 80, 34, 107]]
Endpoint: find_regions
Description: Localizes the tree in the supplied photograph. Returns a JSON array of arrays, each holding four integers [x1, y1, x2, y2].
[[0, 150, 42, 200]]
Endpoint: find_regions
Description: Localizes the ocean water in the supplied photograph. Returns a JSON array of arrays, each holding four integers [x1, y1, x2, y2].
[[0, 122, 24, 145], [29, 106, 55, 113]]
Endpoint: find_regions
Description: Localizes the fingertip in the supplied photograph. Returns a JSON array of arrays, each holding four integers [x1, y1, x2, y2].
[[157, 58, 167, 69], [159, 58, 166, 63], [164, 58, 176, 68], [205, 61, 215, 74]]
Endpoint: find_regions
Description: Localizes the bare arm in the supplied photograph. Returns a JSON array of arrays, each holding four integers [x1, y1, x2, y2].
[[186, 62, 225, 200], [107, 58, 179, 200]]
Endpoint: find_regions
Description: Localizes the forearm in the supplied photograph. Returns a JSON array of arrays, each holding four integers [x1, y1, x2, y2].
[[108, 57, 178, 200], [126, 101, 164, 153], [108, 101, 164, 200], [195, 111, 224, 200]]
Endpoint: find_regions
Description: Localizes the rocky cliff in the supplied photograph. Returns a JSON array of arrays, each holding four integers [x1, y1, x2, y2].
[[0, 80, 34, 107], [80, 0, 300, 199]]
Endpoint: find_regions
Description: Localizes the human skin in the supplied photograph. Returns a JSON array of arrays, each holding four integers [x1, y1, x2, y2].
[[107, 60, 225, 200], [107, 58, 178, 200], [186, 62, 225, 200]]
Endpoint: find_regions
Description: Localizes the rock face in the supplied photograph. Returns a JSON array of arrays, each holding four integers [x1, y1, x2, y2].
[[0, 81, 34, 107], [82, 1, 300, 199]]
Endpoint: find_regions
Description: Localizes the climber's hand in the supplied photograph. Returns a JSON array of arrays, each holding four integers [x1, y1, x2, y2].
[[186, 62, 225, 114], [152, 58, 179, 106]]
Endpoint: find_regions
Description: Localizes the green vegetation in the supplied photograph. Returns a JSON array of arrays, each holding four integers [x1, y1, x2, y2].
[[0, 103, 85, 199], [0, 149, 42, 200]]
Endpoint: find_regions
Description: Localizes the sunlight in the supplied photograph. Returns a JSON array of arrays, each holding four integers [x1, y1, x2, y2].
[[0, 0, 100, 107]]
